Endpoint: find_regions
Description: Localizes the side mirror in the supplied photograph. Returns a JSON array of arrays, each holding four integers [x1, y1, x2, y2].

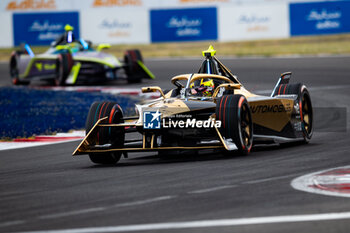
[[213, 83, 241, 98], [97, 43, 111, 52], [280, 72, 292, 84], [141, 86, 165, 99]]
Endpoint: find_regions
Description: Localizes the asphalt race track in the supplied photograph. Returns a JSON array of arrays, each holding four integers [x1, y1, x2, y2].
[[1, 56, 350, 233]]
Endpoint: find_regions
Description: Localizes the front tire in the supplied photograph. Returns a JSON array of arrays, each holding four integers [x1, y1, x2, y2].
[[85, 102, 125, 165], [216, 95, 253, 155], [55, 53, 73, 86], [9, 51, 29, 85]]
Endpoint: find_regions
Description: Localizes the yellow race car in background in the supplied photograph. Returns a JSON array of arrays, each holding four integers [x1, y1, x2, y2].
[[10, 41, 154, 86]]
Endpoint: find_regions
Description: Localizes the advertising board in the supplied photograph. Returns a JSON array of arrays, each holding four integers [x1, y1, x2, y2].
[[150, 0, 232, 9], [1, 0, 291, 11], [1, 0, 73, 12], [13, 12, 79, 46], [290, 1, 350, 36], [80, 9, 149, 44], [219, 4, 289, 41], [150, 7, 218, 42]]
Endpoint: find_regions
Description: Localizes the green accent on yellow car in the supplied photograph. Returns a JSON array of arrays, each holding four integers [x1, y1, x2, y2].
[[35, 62, 56, 71], [67, 62, 81, 84], [20, 58, 35, 78], [97, 44, 111, 52], [202, 45, 216, 57], [35, 62, 43, 71], [44, 63, 56, 70], [137, 60, 155, 79]]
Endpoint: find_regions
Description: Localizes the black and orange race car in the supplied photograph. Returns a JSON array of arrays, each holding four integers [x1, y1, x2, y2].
[[73, 46, 313, 164]]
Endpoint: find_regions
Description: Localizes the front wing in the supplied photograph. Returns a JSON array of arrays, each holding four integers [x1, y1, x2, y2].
[[72, 116, 235, 156]]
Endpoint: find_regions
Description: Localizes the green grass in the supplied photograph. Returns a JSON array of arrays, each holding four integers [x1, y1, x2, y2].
[[1, 33, 350, 61]]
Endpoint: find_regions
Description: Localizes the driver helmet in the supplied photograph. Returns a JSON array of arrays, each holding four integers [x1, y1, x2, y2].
[[190, 78, 215, 97], [64, 24, 74, 43]]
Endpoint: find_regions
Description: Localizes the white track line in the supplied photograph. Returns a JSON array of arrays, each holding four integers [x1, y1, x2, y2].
[[0, 131, 84, 151], [188, 185, 237, 194], [39, 207, 107, 220], [38, 196, 175, 220], [0, 220, 26, 228], [244, 174, 297, 184], [112, 196, 174, 208], [0, 138, 82, 151], [21, 211, 350, 233]]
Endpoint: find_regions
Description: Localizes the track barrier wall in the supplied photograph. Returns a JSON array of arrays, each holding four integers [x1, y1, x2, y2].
[[1, 0, 350, 47], [0, 86, 138, 138]]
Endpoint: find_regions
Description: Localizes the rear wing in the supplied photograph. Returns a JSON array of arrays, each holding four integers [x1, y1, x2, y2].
[[271, 72, 292, 97]]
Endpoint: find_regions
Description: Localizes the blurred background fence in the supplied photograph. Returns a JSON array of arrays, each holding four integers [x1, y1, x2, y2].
[[0, 0, 349, 47]]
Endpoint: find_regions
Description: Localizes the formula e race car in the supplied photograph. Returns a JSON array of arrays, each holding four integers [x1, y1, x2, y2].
[[9, 41, 154, 86], [73, 46, 313, 164]]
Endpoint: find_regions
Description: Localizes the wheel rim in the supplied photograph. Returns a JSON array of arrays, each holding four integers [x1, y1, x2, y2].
[[240, 103, 252, 150], [302, 94, 313, 137]]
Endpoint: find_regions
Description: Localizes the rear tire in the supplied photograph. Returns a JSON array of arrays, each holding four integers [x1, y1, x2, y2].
[[55, 53, 73, 86], [9, 51, 29, 85], [273, 83, 313, 143], [216, 95, 253, 155], [124, 49, 144, 83], [299, 85, 313, 142], [85, 102, 125, 165]]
